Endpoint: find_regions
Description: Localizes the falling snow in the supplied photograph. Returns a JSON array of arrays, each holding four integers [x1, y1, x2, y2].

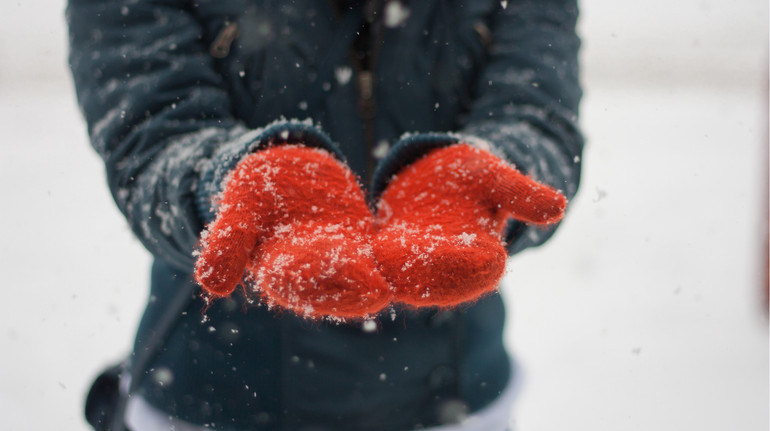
[[384, 1, 410, 27]]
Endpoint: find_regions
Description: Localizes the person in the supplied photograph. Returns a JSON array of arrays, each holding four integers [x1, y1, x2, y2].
[[67, 0, 583, 430]]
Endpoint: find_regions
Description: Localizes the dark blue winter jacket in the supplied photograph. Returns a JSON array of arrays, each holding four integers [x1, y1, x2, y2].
[[68, 0, 583, 430]]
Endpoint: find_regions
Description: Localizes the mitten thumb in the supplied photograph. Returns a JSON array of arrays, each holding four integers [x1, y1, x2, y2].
[[195, 227, 258, 296], [488, 162, 567, 225]]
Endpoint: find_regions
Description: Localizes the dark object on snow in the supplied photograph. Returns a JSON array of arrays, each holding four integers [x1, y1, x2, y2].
[[85, 362, 125, 431], [85, 263, 197, 431]]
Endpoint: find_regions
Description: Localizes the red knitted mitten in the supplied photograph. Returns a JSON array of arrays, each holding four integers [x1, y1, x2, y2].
[[195, 145, 391, 319], [373, 143, 566, 307]]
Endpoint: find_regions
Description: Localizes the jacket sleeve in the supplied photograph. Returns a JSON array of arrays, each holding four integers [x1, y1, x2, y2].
[[372, 0, 584, 254], [67, 0, 340, 271]]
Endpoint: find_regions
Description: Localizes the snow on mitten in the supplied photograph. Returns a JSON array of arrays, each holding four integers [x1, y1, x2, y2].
[[195, 145, 391, 319], [373, 143, 566, 307]]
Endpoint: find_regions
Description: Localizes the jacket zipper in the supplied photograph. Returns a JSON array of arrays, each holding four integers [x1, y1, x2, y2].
[[357, 69, 376, 181], [354, 6, 385, 185]]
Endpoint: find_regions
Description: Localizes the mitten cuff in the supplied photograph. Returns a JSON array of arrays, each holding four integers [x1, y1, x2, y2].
[[370, 133, 460, 203], [195, 120, 344, 223], [370, 132, 520, 202]]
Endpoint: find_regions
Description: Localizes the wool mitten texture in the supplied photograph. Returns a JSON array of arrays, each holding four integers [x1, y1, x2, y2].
[[373, 144, 566, 307], [195, 145, 391, 319]]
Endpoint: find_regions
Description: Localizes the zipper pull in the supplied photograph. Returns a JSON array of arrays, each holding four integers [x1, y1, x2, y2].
[[357, 70, 376, 119], [210, 21, 240, 58]]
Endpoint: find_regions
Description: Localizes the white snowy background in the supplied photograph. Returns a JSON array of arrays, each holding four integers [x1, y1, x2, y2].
[[0, 0, 767, 430]]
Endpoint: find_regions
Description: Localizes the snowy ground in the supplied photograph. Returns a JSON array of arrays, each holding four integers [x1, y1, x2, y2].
[[0, 1, 767, 430]]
